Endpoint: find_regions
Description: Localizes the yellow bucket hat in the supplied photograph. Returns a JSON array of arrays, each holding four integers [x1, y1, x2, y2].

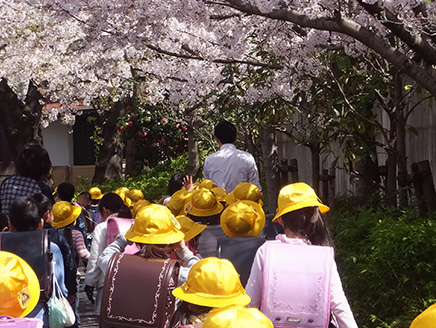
[[410, 304, 436, 328], [128, 189, 144, 203], [203, 305, 273, 328], [220, 200, 265, 238], [132, 199, 151, 217], [199, 179, 218, 190], [211, 187, 227, 203], [172, 257, 250, 308], [176, 215, 207, 241], [0, 251, 40, 318], [52, 201, 82, 228], [273, 182, 330, 222], [88, 187, 103, 200], [114, 190, 132, 207], [115, 187, 130, 194], [166, 190, 192, 216], [124, 204, 185, 244], [185, 188, 223, 217], [225, 182, 263, 207]]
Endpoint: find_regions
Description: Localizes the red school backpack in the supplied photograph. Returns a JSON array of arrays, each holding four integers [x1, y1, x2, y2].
[[261, 241, 334, 328]]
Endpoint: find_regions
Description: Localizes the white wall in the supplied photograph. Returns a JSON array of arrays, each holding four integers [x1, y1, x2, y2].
[[41, 121, 73, 166]]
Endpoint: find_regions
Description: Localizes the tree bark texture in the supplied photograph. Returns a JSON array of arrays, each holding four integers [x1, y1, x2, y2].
[[185, 107, 200, 178], [0, 79, 43, 161], [261, 127, 280, 214], [92, 104, 124, 184]]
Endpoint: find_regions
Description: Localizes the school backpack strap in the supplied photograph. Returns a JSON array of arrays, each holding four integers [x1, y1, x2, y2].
[[217, 236, 266, 287], [0, 230, 53, 302], [261, 241, 334, 328], [106, 217, 139, 254], [100, 252, 180, 328]]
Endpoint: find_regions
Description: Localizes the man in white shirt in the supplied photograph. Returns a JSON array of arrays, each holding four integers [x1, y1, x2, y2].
[[204, 120, 261, 193]]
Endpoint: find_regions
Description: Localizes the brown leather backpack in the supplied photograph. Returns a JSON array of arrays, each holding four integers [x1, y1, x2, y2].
[[100, 252, 180, 328]]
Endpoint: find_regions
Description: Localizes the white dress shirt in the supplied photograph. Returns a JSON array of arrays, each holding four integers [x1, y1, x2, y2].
[[245, 235, 358, 328], [204, 143, 261, 193]]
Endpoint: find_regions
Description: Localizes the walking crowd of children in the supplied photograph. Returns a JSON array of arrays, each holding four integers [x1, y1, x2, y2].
[[0, 122, 433, 327]]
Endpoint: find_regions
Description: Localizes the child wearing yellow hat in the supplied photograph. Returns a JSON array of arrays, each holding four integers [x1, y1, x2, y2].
[[170, 257, 251, 327], [184, 188, 226, 258], [225, 182, 263, 207], [245, 183, 357, 328], [98, 204, 200, 288], [175, 215, 207, 257]]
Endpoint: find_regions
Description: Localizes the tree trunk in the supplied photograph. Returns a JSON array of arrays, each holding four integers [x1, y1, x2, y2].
[[261, 127, 280, 213], [394, 71, 409, 208], [185, 107, 200, 178], [0, 79, 44, 160], [124, 138, 136, 176], [92, 104, 124, 183], [309, 142, 321, 195]]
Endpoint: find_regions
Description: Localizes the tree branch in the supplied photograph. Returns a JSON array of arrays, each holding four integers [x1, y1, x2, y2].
[[221, 0, 436, 98]]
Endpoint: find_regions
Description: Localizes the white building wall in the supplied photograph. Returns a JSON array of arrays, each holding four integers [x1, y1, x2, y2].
[[41, 121, 73, 166]]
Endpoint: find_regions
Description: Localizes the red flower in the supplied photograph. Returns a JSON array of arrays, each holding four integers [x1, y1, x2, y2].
[[160, 138, 166, 144], [162, 118, 168, 124], [120, 126, 124, 130], [143, 131, 147, 137], [176, 124, 180, 129], [123, 98, 128, 103], [128, 121, 133, 126], [126, 106, 132, 111], [138, 132, 142, 136], [182, 126, 187, 132]]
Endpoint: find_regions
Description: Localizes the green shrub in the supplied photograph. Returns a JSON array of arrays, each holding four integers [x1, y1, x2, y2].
[[329, 203, 436, 328], [76, 154, 192, 202]]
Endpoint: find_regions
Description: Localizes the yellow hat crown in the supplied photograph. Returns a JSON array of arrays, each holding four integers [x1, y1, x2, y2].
[[124, 204, 184, 244], [410, 304, 436, 328], [172, 257, 250, 308], [132, 199, 151, 217], [203, 305, 273, 328], [199, 179, 218, 190], [0, 251, 40, 317], [128, 189, 144, 203], [211, 188, 227, 202], [88, 187, 103, 200], [220, 200, 265, 238], [166, 190, 192, 216], [186, 188, 223, 217], [225, 182, 263, 207], [273, 182, 329, 222], [52, 201, 82, 228]]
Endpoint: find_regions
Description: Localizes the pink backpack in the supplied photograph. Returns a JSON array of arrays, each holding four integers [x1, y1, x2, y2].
[[0, 316, 42, 328], [106, 217, 140, 254], [261, 241, 334, 327]]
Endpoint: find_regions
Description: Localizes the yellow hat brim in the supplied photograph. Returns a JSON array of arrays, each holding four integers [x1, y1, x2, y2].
[[186, 202, 224, 217], [0, 252, 40, 317], [124, 229, 185, 245], [52, 205, 82, 228], [172, 285, 251, 308], [220, 201, 265, 238], [272, 201, 330, 222], [183, 224, 207, 242]]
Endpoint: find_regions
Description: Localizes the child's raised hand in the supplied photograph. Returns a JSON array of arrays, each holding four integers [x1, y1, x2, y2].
[[173, 239, 186, 252], [182, 175, 196, 192]]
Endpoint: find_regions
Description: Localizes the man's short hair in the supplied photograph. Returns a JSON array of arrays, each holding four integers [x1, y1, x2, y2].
[[98, 193, 124, 215], [9, 196, 41, 231], [32, 193, 53, 218], [214, 120, 236, 144], [57, 182, 75, 202]]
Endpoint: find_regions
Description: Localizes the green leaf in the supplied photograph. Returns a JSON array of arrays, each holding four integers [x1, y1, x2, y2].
[[407, 124, 419, 136], [404, 85, 413, 90]]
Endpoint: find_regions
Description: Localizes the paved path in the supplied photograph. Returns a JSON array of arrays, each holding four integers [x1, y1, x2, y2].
[[77, 268, 99, 328]]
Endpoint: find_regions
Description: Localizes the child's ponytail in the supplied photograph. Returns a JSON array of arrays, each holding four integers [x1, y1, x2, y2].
[[281, 207, 333, 246]]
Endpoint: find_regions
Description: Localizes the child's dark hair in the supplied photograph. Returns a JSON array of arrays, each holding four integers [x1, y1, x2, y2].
[[9, 196, 41, 231], [32, 193, 53, 218], [168, 173, 185, 196], [281, 207, 332, 246], [57, 182, 75, 202], [15, 142, 52, 179], [0, 212, 9, 231], [98, 193, 124, 215], [118, 204, 132, 219], [214, 120, 236, 144], [137, 244, 173, 259], [79, 191, 92, 201], [187, 213, 221, 226]]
